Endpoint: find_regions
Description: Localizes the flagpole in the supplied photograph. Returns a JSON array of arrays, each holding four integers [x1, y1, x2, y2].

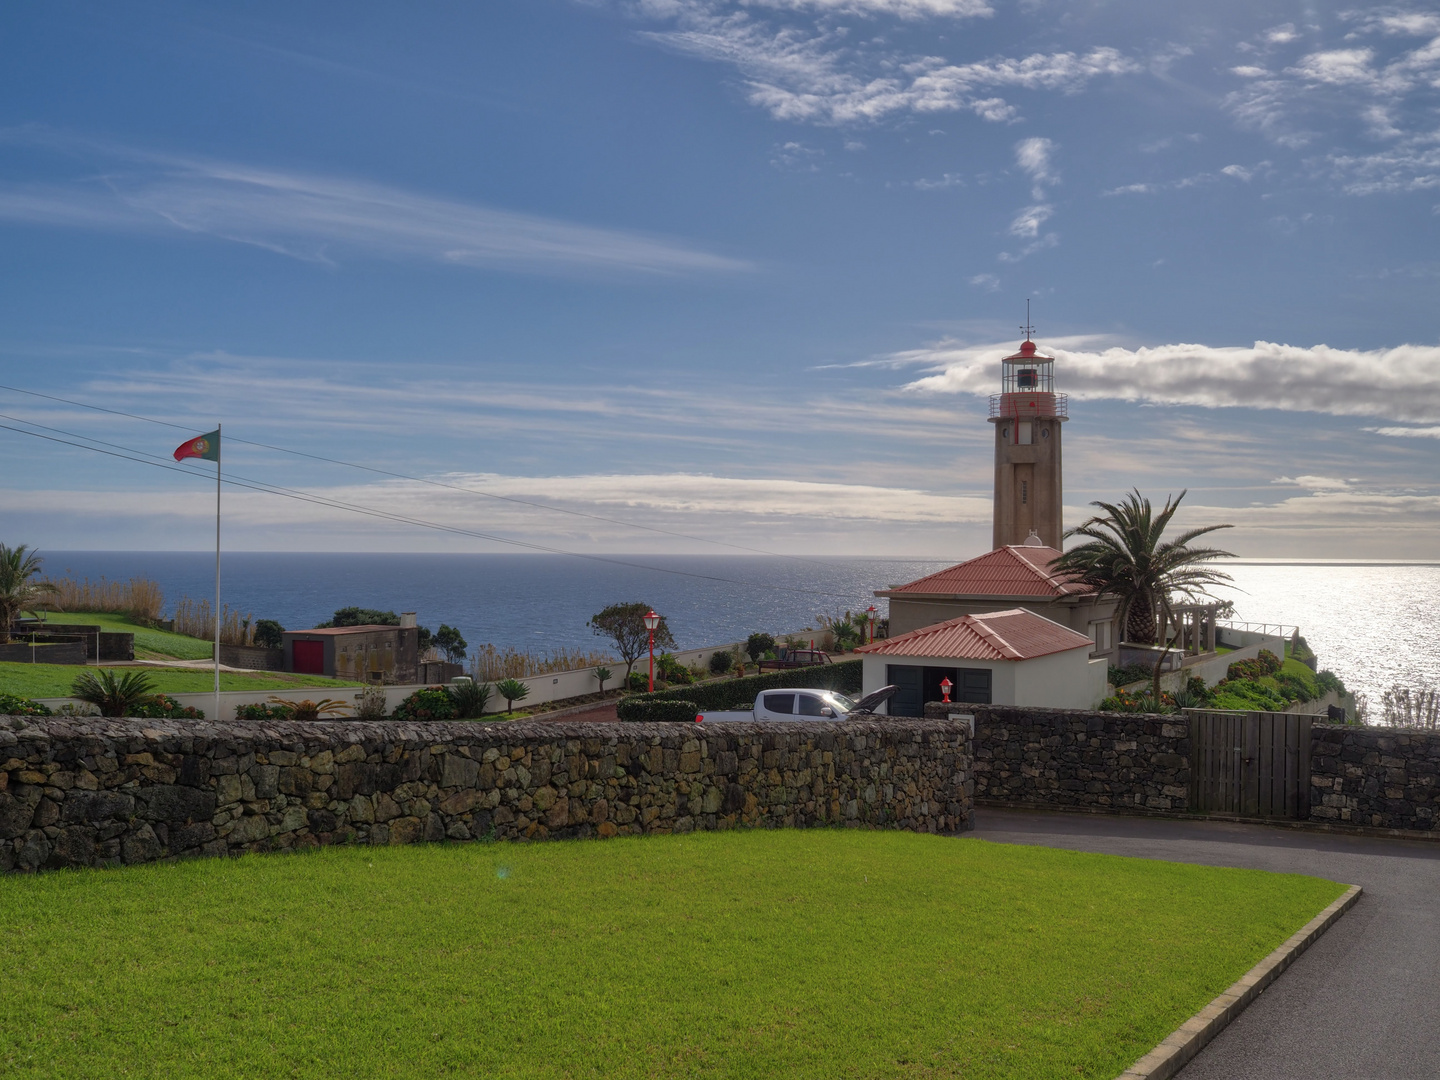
[[214, 422, 221, 724]]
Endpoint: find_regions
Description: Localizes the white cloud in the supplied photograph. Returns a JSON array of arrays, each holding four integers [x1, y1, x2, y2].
[[968, 272, 999, 291], [0, 137, 747, 276], [891, 336, 1440, 424], [1369, 425, 1440, 438], [740, 0, 992, 16], [1272, 475, 1353, 490], [1220, 163, 1253, 180], [632, 3, 1140, 126], [1006, 202, 1052, 238]]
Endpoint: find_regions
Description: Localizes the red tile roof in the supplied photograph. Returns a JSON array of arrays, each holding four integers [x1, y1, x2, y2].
[[877, 544, 1092, 599], [856, 608, 1094, 661]]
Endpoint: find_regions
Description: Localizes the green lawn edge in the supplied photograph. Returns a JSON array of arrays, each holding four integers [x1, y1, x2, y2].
[[0, 661, 361, 698]]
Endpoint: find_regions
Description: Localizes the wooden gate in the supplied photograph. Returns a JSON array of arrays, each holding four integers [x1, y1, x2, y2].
[[1188, 711, 1315, 818]]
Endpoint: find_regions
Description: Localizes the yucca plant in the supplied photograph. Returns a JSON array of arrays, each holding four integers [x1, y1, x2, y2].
[[494, 678, 530, 714], [70, 669, 158, 718], [594, 666, 612, 693]]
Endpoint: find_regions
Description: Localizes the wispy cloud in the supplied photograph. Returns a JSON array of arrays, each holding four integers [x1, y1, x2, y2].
[[892, 336, 1440, 424], [628, 2, 1140, 126], [0, 133, 748, 275], [997, 136, 1058, 261]]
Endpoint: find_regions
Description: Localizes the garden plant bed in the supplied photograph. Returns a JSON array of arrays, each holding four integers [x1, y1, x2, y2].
[[0, 830, 1344, 1079], [0, 662, 359, 699]]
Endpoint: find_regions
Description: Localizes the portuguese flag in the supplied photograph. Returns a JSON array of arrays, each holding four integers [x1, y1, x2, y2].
[[173, 430, 220, 462]]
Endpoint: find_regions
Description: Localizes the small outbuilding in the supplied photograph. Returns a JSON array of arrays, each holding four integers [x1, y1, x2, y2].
[[855, 607, 1107, 716], [283, 613, 420, 685]]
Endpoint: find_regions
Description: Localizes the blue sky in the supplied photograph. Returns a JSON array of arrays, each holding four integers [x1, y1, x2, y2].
[[1, 0, 1438, 558]]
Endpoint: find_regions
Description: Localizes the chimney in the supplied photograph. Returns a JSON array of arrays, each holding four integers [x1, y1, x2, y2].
[[400, 612, 417, 628]]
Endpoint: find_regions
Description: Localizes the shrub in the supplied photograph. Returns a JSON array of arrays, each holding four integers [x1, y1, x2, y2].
[[745, 633, 776, 663], [656, 653, 692, 685], [235, 702, 291, 723], [0, 693, 51, 717], [624, 659, 862, 713], [253, 619, 285, 649], [626, 671, 650, 692], [391, 687, 457, 723], [1107, 663, 1153, 688], [495, 678, 530, 713], [616, 698, 700, 723], [355, 685, 388, 721], [708, 650, 733, 676], [448, 679, 491, 719], [1315, 669, 1347, 696], [1226, 649, 1282, 681], [129, 694, 203, 720], [266, 697, 351, 722], [1099, 688, 1175, 714]]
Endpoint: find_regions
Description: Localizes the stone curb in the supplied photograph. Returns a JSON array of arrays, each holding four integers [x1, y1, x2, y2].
[[1116, 883, 1362, 1080]]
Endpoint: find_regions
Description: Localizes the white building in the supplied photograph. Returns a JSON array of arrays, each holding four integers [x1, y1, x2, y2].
[[855, 608, 1108, 716]]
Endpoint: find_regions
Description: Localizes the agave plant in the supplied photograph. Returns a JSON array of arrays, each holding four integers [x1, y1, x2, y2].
[[266, 696, 351, 722], [70, 669, 158, 718]]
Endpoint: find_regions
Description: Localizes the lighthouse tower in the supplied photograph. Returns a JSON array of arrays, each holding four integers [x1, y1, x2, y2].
[[988, 331, 1067, 549]]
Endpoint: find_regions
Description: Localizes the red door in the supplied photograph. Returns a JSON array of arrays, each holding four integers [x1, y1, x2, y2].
[[292, 639, 325, 675]]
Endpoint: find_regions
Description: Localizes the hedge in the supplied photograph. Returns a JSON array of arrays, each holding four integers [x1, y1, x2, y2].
[[616, 698, 702, 723], [622, 659, 862, 714]]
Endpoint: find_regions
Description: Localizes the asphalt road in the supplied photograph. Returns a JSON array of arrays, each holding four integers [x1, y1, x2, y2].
[[971, 808, 1440, 1080]]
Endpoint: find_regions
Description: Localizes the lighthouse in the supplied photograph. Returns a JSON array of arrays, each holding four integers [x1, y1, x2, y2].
[[989, 331, 1067, 549]]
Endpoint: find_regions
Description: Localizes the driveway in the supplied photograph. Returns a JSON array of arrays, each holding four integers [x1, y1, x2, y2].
[[972, 808, 1440, 1080]]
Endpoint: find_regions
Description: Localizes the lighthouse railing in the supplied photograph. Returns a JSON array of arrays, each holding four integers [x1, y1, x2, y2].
[[988, 392, 1068, 419]]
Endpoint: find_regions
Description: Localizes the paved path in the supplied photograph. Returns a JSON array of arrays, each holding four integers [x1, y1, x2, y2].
[[972, 808, 1440, 1080]]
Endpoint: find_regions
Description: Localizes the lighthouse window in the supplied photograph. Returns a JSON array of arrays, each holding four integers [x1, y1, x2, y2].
[[1018, 422, 1033, 445], [1017, 368, 1038, 389], [1041, 427, 1049, 440], [1021, 480, 1028, 504]]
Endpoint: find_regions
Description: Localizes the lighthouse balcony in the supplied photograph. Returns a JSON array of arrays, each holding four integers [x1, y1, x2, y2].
[[988, 392, 1068, 419]]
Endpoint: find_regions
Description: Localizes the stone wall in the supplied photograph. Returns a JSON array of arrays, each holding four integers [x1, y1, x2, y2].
[[0, 716, 973, 873], [218, 644, 284, 672], [927, 703, 1191, 812], [1310, 725, 1440, 831]]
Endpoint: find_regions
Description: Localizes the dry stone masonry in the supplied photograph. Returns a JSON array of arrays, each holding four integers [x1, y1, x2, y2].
[[0, 716, 974, 873], [1310, 725, 1440, 830], [931, 704, 1192, 812]]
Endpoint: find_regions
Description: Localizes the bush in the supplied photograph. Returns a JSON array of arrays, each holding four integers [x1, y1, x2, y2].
[[391, 687, 458, 722], [70, 669, 158, 718], [616, 698, 701, 723], [745, 633, 776, 663], [708, 651, 733, 676], [253, 619, 285, 649], [626, 671, 650, 692], [1099, 688, 1175, 714], [656, 653, 692, 685], [1315, 669, 1347, 696], [1107, 663, 1153, 688], [624, 659, 862, 713], [1226, 649, 1282, 681], [235, 702, 291, 723], [0, 693, 51, 717], [129, 694, 204, 720]]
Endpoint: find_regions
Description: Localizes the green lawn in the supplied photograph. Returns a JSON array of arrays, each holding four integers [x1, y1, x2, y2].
[[0, 662, 360, 699], [20, 612, 215, 660], [0, 831, 1344, 1079]]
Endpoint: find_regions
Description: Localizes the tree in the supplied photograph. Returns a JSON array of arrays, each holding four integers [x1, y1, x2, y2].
[[316, 607, 399, 628], [1052, 489, 1234, 702], [745, 633, 776, 664], [495, 677, 530, 714], [71, 669, 157, 718], [594, 666, 612, 693], [435, 624, 468, 663], [253, 618, 285, 649], [587, 603, 676, 682], [0, 544, 59, 645]]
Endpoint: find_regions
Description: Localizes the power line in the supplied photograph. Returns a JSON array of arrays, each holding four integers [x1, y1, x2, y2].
[[0, 415, 888, 604], [0, 381, 870, 568]]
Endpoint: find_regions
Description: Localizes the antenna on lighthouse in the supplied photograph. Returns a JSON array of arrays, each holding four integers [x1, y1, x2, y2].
[[1020, 299, 1034, 343]]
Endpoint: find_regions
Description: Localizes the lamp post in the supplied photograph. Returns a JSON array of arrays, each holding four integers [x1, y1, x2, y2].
[[643, 609, 660, 693], [939, 677, 953, 704], [866, 605, 877, 644]]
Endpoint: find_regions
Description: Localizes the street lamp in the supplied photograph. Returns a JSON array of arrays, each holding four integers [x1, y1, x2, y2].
[[866, 605, 877, 644], [643, 609, 661, 693], [939, 677, 953, 704]]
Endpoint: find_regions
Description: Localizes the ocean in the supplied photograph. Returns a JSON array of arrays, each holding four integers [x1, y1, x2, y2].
[[31, 552, 1440, 706]]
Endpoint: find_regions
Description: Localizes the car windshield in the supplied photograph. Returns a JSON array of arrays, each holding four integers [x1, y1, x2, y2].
[[825, 693, 858, 714]]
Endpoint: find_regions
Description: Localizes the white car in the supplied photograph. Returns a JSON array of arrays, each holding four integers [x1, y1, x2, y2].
[[695, 685, 897, 723]]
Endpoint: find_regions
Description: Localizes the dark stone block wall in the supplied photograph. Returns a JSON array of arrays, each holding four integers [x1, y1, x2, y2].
[[0, 716, 973, 873], [926, 703, 1191, 812], [1310, 725, 1440, 831]]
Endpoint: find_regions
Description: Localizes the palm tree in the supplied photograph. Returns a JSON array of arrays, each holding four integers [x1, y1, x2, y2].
[[0, 544, 59, 645], [1052, 489, 1234, 702], [495, 678, 530, 715]]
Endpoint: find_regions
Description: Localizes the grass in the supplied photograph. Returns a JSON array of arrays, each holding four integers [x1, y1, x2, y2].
[[0, 831, 1344, 1079], [20, 611, 215, 660], [0, 662, 360, 699]]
